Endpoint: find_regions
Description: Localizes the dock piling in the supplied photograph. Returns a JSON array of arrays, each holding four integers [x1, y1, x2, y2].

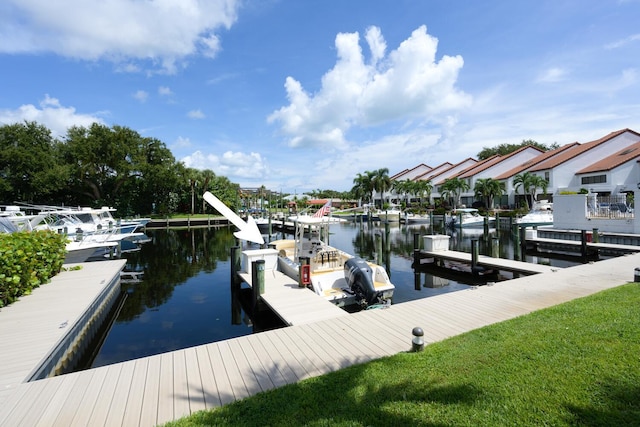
[[471, 239, 479, 274], [492, 237, 500, 258], [251, 259, 265, 312]]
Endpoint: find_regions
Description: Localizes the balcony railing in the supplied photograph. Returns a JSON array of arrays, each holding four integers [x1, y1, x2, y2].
[[586, 195, 634, 219]]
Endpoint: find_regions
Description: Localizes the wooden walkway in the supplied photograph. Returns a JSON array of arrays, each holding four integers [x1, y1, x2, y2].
[[420, 249, 561, 274], [237, 269, 348, 325], [0, 260, 126, 408], [530, 236, 640, 253], [1, 253, 639, 426]]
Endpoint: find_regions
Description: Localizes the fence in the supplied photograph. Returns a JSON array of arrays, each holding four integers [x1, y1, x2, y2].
[[586, 194, 634, 219]]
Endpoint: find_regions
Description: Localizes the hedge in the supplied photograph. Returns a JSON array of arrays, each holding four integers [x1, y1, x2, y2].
[[0, 230, 67, 307]]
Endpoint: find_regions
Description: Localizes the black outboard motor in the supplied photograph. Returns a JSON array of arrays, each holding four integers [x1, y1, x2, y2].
[[344, 257, 381, 307]]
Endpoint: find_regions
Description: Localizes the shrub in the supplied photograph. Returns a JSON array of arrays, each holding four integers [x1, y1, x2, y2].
[[0, 230, 67, 307]]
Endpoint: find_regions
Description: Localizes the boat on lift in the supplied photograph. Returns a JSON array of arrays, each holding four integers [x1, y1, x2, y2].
[[446, 208, 495, 228], [516, 200, 553, 227], [269, 216, 394, 308]]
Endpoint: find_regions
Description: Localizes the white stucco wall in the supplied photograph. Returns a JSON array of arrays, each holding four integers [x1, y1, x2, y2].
[[553, 193, 640, 233]]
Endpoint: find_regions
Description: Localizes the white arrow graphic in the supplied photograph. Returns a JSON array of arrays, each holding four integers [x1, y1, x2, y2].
[[203, 191, 265, 245]]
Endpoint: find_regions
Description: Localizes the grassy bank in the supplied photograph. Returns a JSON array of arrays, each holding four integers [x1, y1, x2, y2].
[[165, 284, 640, 426]]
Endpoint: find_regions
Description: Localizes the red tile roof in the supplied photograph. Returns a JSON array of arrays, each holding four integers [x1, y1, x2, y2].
[[576, 140, 640, 174], [529, 128, 640, 172], [494, 142, 579, 180]]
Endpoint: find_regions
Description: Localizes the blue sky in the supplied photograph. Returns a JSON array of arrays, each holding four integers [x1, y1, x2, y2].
[[1, 0, 639, 194]]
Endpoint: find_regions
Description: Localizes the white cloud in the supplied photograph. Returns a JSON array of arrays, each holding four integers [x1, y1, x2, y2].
[[0, 0, 240, 73], [182, 150, 269, 180], [173, 136, 192, 149], [268, 25, 471, 149], [0, 95, 104, 137], [187, 109, 205, 119], [158, 86, 173, 96], [605, 33, 640, 49], [536, 67, 567, 83], [133, 90, 149, 103]]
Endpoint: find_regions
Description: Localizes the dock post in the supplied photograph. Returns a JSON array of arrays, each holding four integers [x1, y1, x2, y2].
[[268, 216, 272, 236], [429, 212, 434, 232], [230, 246, 242, 325], [251, 259, 266, 312], [581, 230, 588, 259], [483, 216, 489, 236], [385, 221, 391, 253], [592, 228, 599, 243], [519, 226, 527, 261], [471, 239, 479, 274], [230, 246, 241, 288], [492, 237, 500, 258], [413, 233, 421, 272], [495, 212, 500, 230]]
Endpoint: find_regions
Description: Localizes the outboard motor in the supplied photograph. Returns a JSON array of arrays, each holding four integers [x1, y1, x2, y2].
[[344, 257, 381, 307]]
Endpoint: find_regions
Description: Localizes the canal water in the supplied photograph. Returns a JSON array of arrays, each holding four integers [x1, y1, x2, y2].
[[87, 221, 578, 369]]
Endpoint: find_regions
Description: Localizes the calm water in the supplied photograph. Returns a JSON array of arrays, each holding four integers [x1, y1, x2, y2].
[[89, 221, 578, 368]]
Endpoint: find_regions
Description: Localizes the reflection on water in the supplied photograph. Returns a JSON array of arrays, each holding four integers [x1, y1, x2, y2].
[[89, 221, 579, 368]]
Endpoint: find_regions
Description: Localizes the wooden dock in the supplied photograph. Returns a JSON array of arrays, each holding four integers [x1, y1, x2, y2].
[[237, 269, 349, 325], [419, 249, 561, 275], [529, 236, 640, 254], [1, 253, 639, 426], [0, 260, 126, 407]]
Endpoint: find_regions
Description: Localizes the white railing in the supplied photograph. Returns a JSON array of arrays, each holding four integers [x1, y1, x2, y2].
[[586, 194, 634, 219]]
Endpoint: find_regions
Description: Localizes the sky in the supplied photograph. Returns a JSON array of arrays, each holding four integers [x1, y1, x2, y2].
[[1, 0, 639, 195]]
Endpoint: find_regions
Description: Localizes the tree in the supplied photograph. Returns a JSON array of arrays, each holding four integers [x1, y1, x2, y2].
[[351, 172, 373, 206], [62, 123, 148, 209], [392, 179, 412, 208], [473, 178, 505, 209], [477, 139, 560, 160], [413, 179, 433, 207], [440, 177, 469, 209], [513, 172, 547, 209], [0, 121, 69, 204], [371, 168, 391, 208]]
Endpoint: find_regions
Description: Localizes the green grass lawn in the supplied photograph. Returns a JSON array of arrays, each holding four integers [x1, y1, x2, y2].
[[164, 284, 640, 426]]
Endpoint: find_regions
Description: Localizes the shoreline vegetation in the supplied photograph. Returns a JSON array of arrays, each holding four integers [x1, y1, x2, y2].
[[164, 283, 639, 426]]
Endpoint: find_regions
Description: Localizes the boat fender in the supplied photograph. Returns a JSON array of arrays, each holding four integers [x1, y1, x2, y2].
[[344, 257, 381, 306]]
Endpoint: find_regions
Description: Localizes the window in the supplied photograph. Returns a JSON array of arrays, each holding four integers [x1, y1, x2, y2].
[[581, 175, 606, 185]]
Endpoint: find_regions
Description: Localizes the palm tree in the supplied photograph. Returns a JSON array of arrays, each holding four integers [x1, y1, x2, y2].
[[414, 179, 433, 207], [393, 179, 412, 208], [351, 172, 373, 206], [514, 172, 546, 209], [371, 168, 391, 208], [199, 169, 216, 213], [440, 177, 470, 209], [474, 178, 505, 209]]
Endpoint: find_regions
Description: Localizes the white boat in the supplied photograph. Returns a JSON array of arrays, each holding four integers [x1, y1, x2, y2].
[[516, 200, 553, 227], [446, 208, 495, 228], [377, 205, 403, 222], [0, 216, 118, 263], [405, 212, 431, 224], [269, 217, 394, 308], [30, 211, 146, 243]]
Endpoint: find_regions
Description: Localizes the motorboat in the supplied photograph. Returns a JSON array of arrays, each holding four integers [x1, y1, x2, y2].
[[404, 212, 431, 224], [446, 208, 495, 228], [0, 216, 118, 263], [516, 200, 553, 227], [377, 206, 403, 223], [269, 216, 394, 308]]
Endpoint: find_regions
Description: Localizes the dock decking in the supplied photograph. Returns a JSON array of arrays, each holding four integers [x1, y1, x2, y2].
[[1, 253, 639, 426], [237, 269, 349, 325], [0, 260, 126, 407], [419, 249, 561, 274]]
